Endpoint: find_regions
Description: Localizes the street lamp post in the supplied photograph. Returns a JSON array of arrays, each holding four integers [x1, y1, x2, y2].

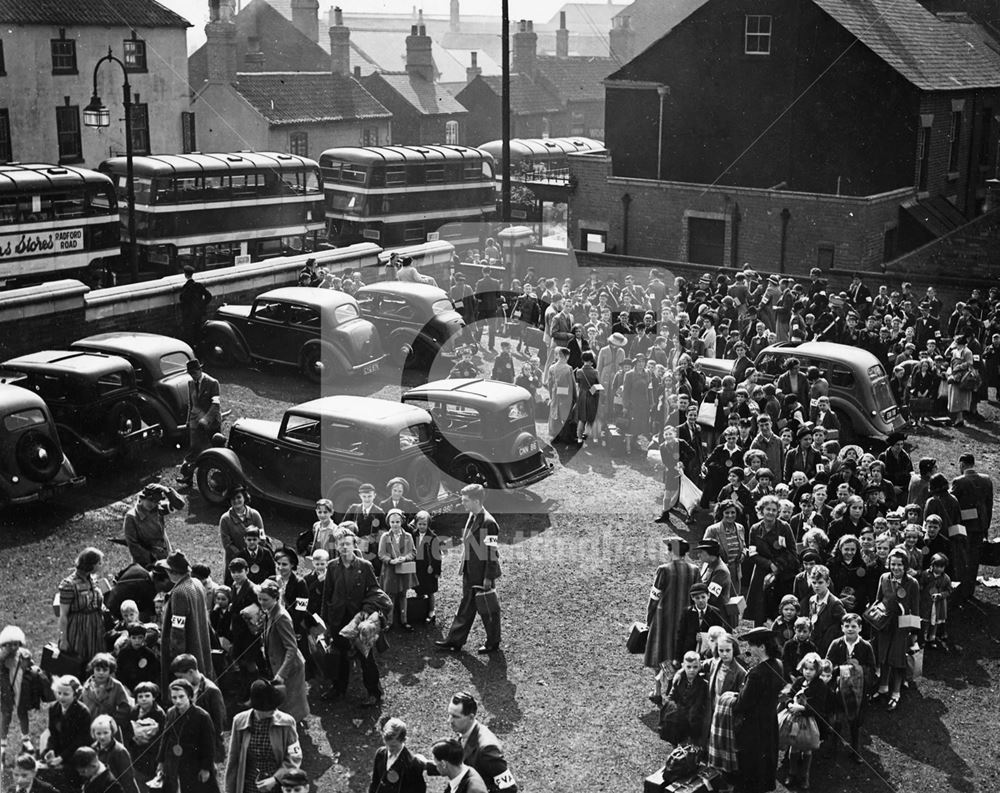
[[656, 85, 669, 182], [83, 48, 137, 283]]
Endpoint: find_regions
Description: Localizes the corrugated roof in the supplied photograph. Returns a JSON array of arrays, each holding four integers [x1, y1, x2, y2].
[[0, 0, 190, 27], [813, 0, 1000, 90], [535, 55, 616, 102], [479, 74, 563, 115], [371, 72, 467, 115], [233, 72, 391, 125]]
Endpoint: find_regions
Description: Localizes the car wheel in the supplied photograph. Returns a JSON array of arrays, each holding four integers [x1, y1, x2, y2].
[[15, 430, 62, 482], [330, 486, 357, 518], [107, 401, 143, 440], [389, 335, 416, 368], [451, 458, 495, 489], [197, 462, 236, 505], [301, 346, 343, 385], [204, 333, 236, 368], [407, 458, 442, 501]]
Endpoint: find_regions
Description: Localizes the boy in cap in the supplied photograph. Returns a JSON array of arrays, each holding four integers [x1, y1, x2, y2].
[[343, 483, 385, 575], [242, 528, 276, 584], [675, 582, 728, 662], [491, 340, 515, 383]]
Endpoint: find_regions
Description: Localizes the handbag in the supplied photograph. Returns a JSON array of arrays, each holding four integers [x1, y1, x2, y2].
[[40, 643, 83, 679], [898, 614, 922, 630], [394, 561, 417, 575], [627, 622, 649, 654], [696, 400, 717, 428], [474, 588, 500, 618], [863, 601, 890, 631], [778, 706, 820, 751], [959, 368, 982, 391]]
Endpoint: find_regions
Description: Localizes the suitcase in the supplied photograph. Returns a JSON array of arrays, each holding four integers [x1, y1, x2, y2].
[[982, 538, 1000, 566], [644, 767, 667, 793], [605, 426, 626, 457], [406, 593, 430, 625], [523, 326, 544, 351], [626, 621, 648, 654], [40, 643, 83, 679]]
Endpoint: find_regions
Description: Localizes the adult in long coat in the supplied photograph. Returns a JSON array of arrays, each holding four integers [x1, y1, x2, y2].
[[732, 629, 784, 793], [546, 347, 576, 441], [218, 487, 264, 581], [257, 580, 309, 724], [157, 680, 219, 793], [161, 552, 214, 695], [622, 355, 652, 440], [950, 454, 994, 603], [644, 537, 699, 700], [745, 496, 798, 626], [596, 334, 627, 426], [224, 681, 302, 793]]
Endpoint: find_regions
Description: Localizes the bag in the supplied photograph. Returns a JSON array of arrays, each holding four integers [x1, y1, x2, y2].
[[627, 622, 649, 654], [394, 561, 417, 575], [863, 601, 890, 631], [960, 368, 982, 392], [662, 744, 699, 783], [778, 708, 820, 751], [474, 588, 500, 618], [696, 400, 717, 428], [524, 326, 544, 350], [40, 643, 83, 679], [405, 593, 430, 624], [658, 699, 685, 743], [907, 647, 924, 678]]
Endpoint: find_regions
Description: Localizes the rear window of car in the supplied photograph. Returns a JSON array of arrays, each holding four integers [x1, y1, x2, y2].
[[507, 401, 530, 421], [432, 298, 454, 315], [3, 408, 47, 432], [867, 364, 887, 381], [323, 422, 368, 456], [399, 423, 431, 450], [97, 372, 127, 395], [283, 414, 320, 447], [333, 303, 359, 324], [160, 352, 190, 376]]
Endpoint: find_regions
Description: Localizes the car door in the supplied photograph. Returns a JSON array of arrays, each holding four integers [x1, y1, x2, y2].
[[275, 413, 322, 498], [244, 299, 291, 362]]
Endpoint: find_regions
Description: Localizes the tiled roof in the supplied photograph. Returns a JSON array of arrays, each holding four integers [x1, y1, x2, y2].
[[479, 74, 563, 115], [233, 73, 391, 125], [536, 55, 616, 102], [372, 73, 467, 115], [0, 0, 190, 27], [813, 0, 1000, 90]]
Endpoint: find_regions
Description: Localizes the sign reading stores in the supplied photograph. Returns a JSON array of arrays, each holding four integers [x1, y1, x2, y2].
[[0, 228, 83, 259]]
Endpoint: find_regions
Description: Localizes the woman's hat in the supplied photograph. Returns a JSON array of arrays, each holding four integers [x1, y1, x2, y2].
[[740, 627, 774, 645], [229, 485, 249, 503], [275, 547, 299, 569], [166, 550, 190, 574], [886, 432, 907, 446], [695, 538, 722, 556], [249, 679, 285, 712], [386, 477, 409, 493], [0, 625, 26, 645], [608, 332, 628, 348]]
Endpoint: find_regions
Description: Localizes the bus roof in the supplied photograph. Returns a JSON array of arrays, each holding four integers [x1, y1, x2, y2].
[[0, 163, 113, 193], [319, 145, 492, 167], [477, 137, 605, 159], [100, 152, 319, 178]]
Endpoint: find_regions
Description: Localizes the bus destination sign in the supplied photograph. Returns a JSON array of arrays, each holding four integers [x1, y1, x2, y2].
[[0, 228, 83, 260]]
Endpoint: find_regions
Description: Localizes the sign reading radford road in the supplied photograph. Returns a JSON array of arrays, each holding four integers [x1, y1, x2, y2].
[[0, 228, 83, 259]]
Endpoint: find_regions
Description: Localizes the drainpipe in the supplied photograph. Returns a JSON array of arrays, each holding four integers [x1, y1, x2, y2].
[[730, 202, 741, 266], [656, 85, 670, 181], [621, 193, 632, 255], [779, 208, 791, 273]]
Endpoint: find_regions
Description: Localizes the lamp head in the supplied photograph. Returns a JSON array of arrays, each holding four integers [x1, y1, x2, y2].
[[83, 95, 110, 127]]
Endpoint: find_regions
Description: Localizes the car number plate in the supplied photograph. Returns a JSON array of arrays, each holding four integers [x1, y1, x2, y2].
[[517, 440, 538, 457], [362, 362, 379, 376]]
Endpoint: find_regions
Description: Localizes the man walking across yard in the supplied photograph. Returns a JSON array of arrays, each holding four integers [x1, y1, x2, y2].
[[178, 359, 222, 487]]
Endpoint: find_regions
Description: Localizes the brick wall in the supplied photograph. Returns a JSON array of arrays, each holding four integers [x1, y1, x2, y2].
[[568, 153, 914, 275], [885, 207, 1000, 282]]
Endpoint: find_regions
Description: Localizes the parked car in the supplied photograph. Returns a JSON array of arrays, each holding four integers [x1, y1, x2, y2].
[[70, 332, 209, 444], [401, 378, 554, 490], [355, 282, 465, 369], [200, 287, 384, 384], [0, 383, 83, 506], [194, 395, 450, 515], [695, 341, 905, 442], [0, 351, 161, 464]]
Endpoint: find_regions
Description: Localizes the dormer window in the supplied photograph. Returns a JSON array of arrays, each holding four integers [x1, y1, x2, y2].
[[745, 15, 772, 55]]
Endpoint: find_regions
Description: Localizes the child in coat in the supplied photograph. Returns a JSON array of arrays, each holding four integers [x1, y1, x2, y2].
[[115, 625, 160, 694], [781, 652, 827, 790], [79, 653, 134, 723], [410, 510, 442, 622], [781, 617, 818, 683], [659, 651, 709, 746], [825, 612, 876, 761], [771, 594, 800, 652], [919, 553, 952, 650]]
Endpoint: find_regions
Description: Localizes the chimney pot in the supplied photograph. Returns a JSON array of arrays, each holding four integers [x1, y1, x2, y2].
[[471, 51, 477, 67], [354, 65, 361, 77], [560, 11, 566, 29], [333, 6, 343, 26]]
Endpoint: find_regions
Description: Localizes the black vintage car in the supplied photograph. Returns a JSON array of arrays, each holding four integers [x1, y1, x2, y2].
[[70, 332, 200, 444], [0, 384, 83, 507], [194, 395, 453, 515], [401, 378, 554, 490], [201, 287, 384, 384], [355, 282, 465, 369], [0, 351, 161, 464]]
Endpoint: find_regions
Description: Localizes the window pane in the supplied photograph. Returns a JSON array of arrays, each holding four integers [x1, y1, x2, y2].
[[56, 105, 82, 162], [51, 39, 77, 73], [0, 108, 11, 163], [124, 39, 147, 71]]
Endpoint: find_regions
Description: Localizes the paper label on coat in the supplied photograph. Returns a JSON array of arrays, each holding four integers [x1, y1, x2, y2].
[[948, 524, 967, 538], [960, 508, 978, 520], [484, 536, 498, 547], [494, 770, 516, 790], [171, 615, 186, 629], [707, 582, 722, 598], [288, 741, 302, 761], [295, 598, 309, 612], [556, 387, 569, 396]]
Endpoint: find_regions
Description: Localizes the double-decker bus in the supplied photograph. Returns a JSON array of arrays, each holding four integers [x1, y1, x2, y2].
[[0, 163, 120, 288], [477, 137, 605, 183], [99, 152, 326, 274], [319, 145, 496, 248]]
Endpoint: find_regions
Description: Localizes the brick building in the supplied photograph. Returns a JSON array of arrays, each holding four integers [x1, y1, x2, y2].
[[360, 21, 467, 146], [0, 0, 190, 167], [576, 0, 1000, 272]]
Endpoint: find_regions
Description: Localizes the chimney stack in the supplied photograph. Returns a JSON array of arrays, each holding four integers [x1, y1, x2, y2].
[[291, 0, 319, 42], [556, 10, 569, 57], [513, 19, 537, 77], [610, 15, 635, 64], [329, 6, 351, 76], [450, 0, 460, 32], [244, 36, 265, 71], [205, 14, 238, 84], [406, 9, 435, 83], [466, 51, 481, 83]]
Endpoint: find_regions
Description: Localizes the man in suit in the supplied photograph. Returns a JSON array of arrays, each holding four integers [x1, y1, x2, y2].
[[951, 453, 995, 604], [178, 358, 222, 486], [344, 483, 386, 576], [474, 266, 502, 350], [435, 485, 502, 654], [368, 718, 426, 793], [429, 739, 488, 793], [678, 404, 705, 486], [227, 557, 261, 700], [378, 477, 418, 526], [424, 693, 516, 793], [73, 747, 124, 793]]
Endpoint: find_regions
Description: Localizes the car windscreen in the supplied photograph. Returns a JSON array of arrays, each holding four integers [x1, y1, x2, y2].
[[283, 414, 321, 447], [333, 303, 359, 323], [160, 351, 190, 376], [3, 408, 47, 432]]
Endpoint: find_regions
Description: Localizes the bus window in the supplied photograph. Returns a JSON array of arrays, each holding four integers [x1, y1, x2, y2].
[[482, 160, 494, 179], [403, 224, 425, 243], [406, 166, 425, 185], [341, 164, 367, 184], [175, 177, 202, 202], [321, 163, 341, 183], [385, 167, 405, 186], [464, 162, 481, 180], [51, 192, 87, 219], [0, 203, 15, 223], [152, 177, 173, 203], [444, 163, 462, 182], [203, 175, 229, 199], [231, 174, 259, 197], [426, 166, 444, 184], [131, 178, 152, 204], [303, 170, 320, 193], [330, 193, 363, 213]]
